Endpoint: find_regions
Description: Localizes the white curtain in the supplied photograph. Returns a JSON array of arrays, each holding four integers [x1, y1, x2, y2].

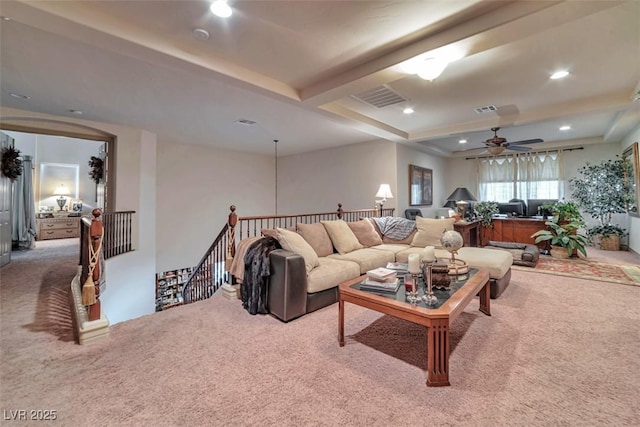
[[478, 156, 516, 201], [478, 152, 564, 202], [517, 152, 564, 200], [11, 155, 37, 249]]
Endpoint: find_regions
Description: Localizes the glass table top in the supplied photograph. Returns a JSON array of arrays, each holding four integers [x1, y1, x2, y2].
[[351, 268, 479, 310]]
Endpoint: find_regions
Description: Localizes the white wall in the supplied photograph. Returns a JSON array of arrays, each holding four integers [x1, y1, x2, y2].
[[278, 140, 397, 214], [621, 124, 640, 254], [155, 141, 274, 272], [395, 144, 449, 218]]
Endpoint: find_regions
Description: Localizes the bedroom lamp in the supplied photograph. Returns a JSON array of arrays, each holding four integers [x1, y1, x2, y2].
[[375, 184, 394, 215], [53, 184, 70, 211], [444, 187, 476, 222]]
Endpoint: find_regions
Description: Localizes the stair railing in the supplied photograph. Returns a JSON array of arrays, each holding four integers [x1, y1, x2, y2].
[[181, 203, 394, 305]]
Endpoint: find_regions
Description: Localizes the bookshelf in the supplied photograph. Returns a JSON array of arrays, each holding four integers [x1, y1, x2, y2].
[[155, 267, 193, 311]]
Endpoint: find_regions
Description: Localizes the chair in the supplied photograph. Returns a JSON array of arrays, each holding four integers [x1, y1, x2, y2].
[[508, 198, 527, 217], [404, 208, 423, 220]]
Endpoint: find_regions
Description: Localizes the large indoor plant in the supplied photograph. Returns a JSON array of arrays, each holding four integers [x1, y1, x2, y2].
[[569, 156, 633, 250], [531, 218, 588, 259]]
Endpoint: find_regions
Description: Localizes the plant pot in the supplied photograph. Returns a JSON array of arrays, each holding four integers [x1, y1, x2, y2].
[[598, 235, 620, 251], [550, 246, 570, 259]]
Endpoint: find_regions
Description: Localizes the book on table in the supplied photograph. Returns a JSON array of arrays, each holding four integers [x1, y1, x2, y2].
[[366, 267, 397, 281], [385, 262, 408, 273], [360, 277, 400, 293]]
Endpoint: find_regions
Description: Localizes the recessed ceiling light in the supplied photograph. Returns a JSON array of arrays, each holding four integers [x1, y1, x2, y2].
[[403, 107, 414, 114], [193, 28, 210, 40], [210, 0, 232, 18], [550, 70, 569, 80], [458, 139, 467, 144], [9, 92, 30, 99], [68, 109, 83, 115], [559, 125, 571, 131], [1, 16, 11, 21]]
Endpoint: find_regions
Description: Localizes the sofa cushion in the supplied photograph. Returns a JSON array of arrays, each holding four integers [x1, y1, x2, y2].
[[411, 217, 455, 247], [276, 228, 319, 273], [370, 244, 409, 255], [328, 248, 395, 274], [296, 222, 334, 257], [347, 220, 383, 247], [457, 247, 511, 279], [307, 257, 361, 294], [321, 220, 364, 254]]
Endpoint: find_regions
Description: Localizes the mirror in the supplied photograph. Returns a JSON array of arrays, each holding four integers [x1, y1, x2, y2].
[[623, 142, 639, 217], [39, 163, 79, 212]]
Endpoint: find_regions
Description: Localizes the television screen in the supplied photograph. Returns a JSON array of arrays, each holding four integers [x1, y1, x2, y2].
[[527, 199, 557, 217]]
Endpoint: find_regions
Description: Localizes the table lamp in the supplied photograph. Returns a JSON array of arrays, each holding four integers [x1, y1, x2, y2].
[[375, 184, 394, 215], [444, 187, 476, 222], [53, 184, 70, 211]]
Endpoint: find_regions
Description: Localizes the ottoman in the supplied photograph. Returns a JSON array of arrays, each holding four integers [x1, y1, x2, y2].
[[484, 241, 540, 267], [434, 247, 512, 299]]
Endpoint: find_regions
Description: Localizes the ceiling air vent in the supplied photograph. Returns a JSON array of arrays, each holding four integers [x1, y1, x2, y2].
[[474, 105, 497, 114], [235, 119, 256, 125], [352, 85, 407, 108]]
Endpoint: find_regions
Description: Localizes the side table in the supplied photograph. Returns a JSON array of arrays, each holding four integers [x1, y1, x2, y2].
[[454, 219, 480, 247]]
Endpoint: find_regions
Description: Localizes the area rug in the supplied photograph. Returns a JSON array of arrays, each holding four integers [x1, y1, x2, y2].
[[512, 256, 640, 287]]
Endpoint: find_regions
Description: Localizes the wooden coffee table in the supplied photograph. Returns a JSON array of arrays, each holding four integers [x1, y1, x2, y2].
[[338, 269, 491, 387]]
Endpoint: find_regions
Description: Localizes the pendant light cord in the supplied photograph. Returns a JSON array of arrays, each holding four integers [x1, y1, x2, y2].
[[274, 139, 278, 215]]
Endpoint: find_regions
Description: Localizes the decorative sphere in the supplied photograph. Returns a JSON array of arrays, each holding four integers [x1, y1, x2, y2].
[[440, 230, 464, 252]]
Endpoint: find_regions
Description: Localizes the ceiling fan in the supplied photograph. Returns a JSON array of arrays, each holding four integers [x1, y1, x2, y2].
[[481, 127, 543, 155]]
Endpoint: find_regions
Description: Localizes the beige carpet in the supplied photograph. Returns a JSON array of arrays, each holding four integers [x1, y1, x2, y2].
[[1, 243, 640, 426]]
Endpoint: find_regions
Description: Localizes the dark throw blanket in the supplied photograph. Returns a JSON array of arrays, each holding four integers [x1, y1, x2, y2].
[[241, 236, 281, 315]]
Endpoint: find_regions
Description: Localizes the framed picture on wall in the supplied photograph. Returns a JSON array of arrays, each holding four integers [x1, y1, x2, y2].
[[409, 164, 433, 206], [71, 199, 83, 213]]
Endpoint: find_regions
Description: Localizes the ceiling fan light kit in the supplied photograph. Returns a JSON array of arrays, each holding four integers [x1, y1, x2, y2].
[[477, 127, 544, 155]]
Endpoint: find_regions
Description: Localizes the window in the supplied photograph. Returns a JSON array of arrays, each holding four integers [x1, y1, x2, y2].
[[478, 152, 563, 202]]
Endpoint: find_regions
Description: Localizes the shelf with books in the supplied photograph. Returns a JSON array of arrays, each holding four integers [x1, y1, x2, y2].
[[155, 267, 194, 311]]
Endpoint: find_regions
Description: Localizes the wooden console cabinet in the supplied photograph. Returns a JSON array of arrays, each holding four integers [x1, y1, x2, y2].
[[481, 217, 549, 249], [36, 216, 81, 240]]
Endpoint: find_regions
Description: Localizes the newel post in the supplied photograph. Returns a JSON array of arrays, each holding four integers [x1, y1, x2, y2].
[[86, 208, 103, 321], [225, 205, 238, 271], [337, 203, 344, 219]]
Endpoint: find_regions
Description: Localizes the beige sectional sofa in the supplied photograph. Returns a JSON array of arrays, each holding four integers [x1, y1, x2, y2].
[[250, 216, 512, 322]]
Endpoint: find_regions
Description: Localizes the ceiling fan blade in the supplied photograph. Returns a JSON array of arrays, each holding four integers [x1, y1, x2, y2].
[[507, 145, 532, 152], [508, 138, 544, 145]]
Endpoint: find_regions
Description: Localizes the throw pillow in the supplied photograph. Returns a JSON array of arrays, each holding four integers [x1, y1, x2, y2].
[[320, 220, 364, 255], [296, 222, 334, 257], [411, 217, 455, 248], [276, 228, 319, 273], [347, 220, 383, 247]]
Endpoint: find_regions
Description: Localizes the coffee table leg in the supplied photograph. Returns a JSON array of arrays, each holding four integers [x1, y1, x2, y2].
[[426, 319, 450, 387], [338, 299, 345, 347], [479, 281, 491, 316]]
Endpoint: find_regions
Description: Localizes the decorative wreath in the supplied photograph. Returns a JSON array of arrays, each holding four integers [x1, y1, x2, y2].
[[88, 156, 104, 184], [1, 146, 23, 181]]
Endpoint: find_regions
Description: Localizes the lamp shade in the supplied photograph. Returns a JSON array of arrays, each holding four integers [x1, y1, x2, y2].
[[53, 184, 70, 196], [375, 184, 394, 199], [444, 187, 476, 205]]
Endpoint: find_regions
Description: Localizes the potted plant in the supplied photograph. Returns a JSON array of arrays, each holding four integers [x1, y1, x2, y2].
[[473, 201, 499, 245], [531, 218, 588, 259], [569, 156, 633, 251], [542, 200, 583, 224], [586, 224, 627, 251]]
